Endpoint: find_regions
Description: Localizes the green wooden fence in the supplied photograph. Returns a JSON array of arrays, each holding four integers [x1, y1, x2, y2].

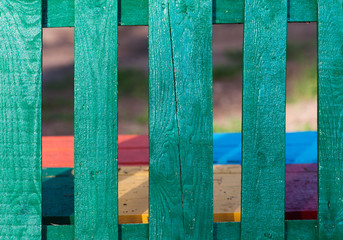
[[0, 0, 342, 239]]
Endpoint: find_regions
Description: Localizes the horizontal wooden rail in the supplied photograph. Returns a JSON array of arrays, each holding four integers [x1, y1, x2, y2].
[[43, 0, 317, 27], [43, 220, 318, 239]]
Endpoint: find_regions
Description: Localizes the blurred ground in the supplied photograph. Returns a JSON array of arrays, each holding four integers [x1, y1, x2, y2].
[[42, 23, 317, 136]]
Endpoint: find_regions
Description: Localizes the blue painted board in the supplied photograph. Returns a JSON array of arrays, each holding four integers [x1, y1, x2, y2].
[[213, 132, 317, 164]]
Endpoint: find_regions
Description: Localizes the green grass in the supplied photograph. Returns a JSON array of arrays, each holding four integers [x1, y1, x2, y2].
[[42, 111, 74, 122], [213, 50, 242, 81], [43, 67, 149, 102], [286, 40, 317, 103], [42, 67, 149, 118], [136, 109, 149, 125], [118, 69, 148, 99], [213, 118, 241, 133], [301, 123, 313, 131], [42, 43, 317, 135], [287, 63, 317, 103], [42, 76, 74, 125], [287, 41, 316, 62]]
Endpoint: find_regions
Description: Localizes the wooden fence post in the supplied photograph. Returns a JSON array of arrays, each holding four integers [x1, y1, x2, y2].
[[241, 0, 287, 239], [318, 0, 343, 238], [74, 0, 119, 238], [149, 0, 213, 239], [0, 1, 42, 238]]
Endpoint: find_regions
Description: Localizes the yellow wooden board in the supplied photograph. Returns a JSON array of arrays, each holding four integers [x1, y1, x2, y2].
[[118, 165, 241, 223]]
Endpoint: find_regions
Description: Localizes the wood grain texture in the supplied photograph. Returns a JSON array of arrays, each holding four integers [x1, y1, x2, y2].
[[44, 221, 318, 240], [43, 225, 74, 240], [241, 0, 287, 239], [317, 0, 343, 239], [43, 0, 74, 27], [287, 0, 317, 22], [149, 0, 213, 239], [214, 222, 240, 240], [286, 220, 318, 239], [74, 0, 119, 238], [42, 0, 317, 27], [0, 1, 42, 238], [119, 224, 149, 240]]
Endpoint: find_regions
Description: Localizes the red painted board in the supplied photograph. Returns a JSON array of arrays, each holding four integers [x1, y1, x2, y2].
[[42, 135, 149, 167]]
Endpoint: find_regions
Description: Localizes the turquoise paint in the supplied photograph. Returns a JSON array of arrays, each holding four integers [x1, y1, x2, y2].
[[42, 0, 317, 28], [317, 0, 343, 238], [0, 1, 42, 238], [241, 0, 287, 239], [74, 0, 119, 238]]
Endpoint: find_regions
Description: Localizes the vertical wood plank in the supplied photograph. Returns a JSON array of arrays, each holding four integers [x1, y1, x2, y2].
[[241, 0, 287, 239], [149, 0, 213, 239], [74, 0, 119, 239], [0, 0, 42, 238], [317, 0, 343, 239]]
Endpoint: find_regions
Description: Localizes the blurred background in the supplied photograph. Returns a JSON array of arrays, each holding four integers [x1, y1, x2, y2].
[[42, 23, 317, 136]]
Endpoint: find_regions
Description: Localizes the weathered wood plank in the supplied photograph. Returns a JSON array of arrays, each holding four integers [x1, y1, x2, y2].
[[119, 224, 149, 240], [214, 222, 240, 240], [149, 0, 213, 238], [286, 220, 318, 239], [43, 0, 317, 27], [44, 221, 318, 239], [317, 0, 343, 239], [0, 1, 42, 238], [43, 225, 74, 240], [287, 0, 317, 22], [43, 0, 74, 27], [74, 0, 119, 238], [241, 0, 287, 239]]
